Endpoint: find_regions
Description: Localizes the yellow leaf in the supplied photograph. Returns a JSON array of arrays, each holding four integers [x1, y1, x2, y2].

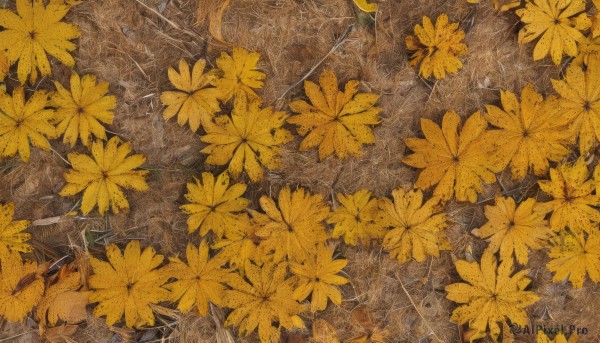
[[537, 331, 579, 343], [211, 215, 260, 276], [59, 136, 149, 215], [551, 60, 600, 156], [160, 58, 221, 132], [36, 265, 89, 328], [352, 0, 377, 13], [0, 250, 45, 322], [405, 14, 467, 80], [0, 0, 80, 84], [215, 47, 266, 102], [180, 171, 250, 238], [446, 250, 539, 341], [288, 68, 381, 160], [327, 189, 385, 246], [573, 34, 600, 67], [547, 230, 600, 289], [473, 197, 551, 265], [484, 84, 573, 180], [593, 0, 600, 38], [224, 261, 303, 343], [0, 202, 31, 256], [516, 0, 590, 65], [290, 243, 348, 312], [537, 158, 600, 234], [88, 240, 170, 328], [378, 188, 450, 263], [0, 86, 56, 162], [402, 110, 498, 203], [163, 241, 233, 316], [201, 91, 292, 182], [51, 72, 117, 147], [0, 50, 8, 81], [252, 186, 330, 263]]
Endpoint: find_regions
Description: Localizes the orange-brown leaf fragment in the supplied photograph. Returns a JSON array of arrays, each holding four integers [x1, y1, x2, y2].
[[36, 266, 88, 328]]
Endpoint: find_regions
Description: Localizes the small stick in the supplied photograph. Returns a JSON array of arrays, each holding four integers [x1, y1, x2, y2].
[[276, 24, 355, 102]]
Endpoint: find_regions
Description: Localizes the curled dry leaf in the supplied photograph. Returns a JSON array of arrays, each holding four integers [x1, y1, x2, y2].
[[207, 0, 232, 44]]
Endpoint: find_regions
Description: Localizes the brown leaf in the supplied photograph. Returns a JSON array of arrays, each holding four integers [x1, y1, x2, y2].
[[351, 306, 376, 332], [312, 319, 340, 343], [207, 0, 232, 44], [43, 325, 78, 343]]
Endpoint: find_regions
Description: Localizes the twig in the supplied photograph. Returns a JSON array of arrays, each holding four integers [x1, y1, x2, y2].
[[395, 272, 444, 343], [0, 331, 35, 342], [50, 146, 70, 165], [276, 24, 355, 101], [134, 0, 200, 39]]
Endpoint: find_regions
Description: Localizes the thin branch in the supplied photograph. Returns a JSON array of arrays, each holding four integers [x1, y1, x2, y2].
[[276, 24, 355, 102]]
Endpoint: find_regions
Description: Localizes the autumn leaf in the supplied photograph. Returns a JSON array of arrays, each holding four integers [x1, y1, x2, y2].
[[42, 324, 79, 343], [0, 50, 7, 81], [575, 35, 600, 68], [551, 60, 600, 156], [327, 189, 386, 246], [352, 0, 377, 13], [485, 84, 573, 180], [0, 202, 31, 256], [215, 47, 266, 102], [88, 241, 170, 328], [378, 188, 450, 263], [201, 91, 293, 182], [472, 197, 551, 265], [160, 59, 221, 132], [346, 306, 389, 343], [516, 0, 591, 65], [538, 331, 579, 343], [405, 14, 467, 80], [252, 186, 330, 263], [163, 241, 233, 316], [51, 72, 117, 147], [59, 136, 149, 215], [446, 250, 539, 341], [0, 250, 45, 322], [402, 110, 499, 203], [288, 68, 381, 160], [546, 230, 600, 288], [212, 215, 260, 275], [0, 0, 80, 83], [467, 0, 521, 11], [592, 0, 600, 38], [290, 243, 348, 312], [224, 261, 304, 343], [0, 86, 56, 162], [36, 265, 88, 328], [537, 158, 600, 234], [180, 171, 250, 238]]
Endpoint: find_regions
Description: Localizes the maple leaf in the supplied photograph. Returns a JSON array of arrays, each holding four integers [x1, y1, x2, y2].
[[0, 50, 7, 81], [180, 171, 250, 238], [201, 91, 292, 182], [252, 186, 330, 263], [290, 243, 349, 312], [472, 197, 551, 265], [51, 72, 117, 147], [88, 241, 170, 328], [212, 215, 260, 275], [405, 14, 467, 80], [163, 241, 233, 316], [402, 110, 498, 203], [516, 0, 591, 65], [0, 250, 45, 322], [0, 202, 31, 256], [327, 189, 386, 246], [0, 86, 56, 162], [446, 250, 540, 341], [538, 331, 579, 343], [214, 47, 266, 102], [224, 261, 304, 343], [546, 230, 600, 288], [551, 60, 600, 156], [288, 68, 381, 160], [35, 265, 88, 328], [573, 34, 600, 67], [537, 158, 600, 234], [160, 59, 221, 132], [59, 136, 149, 215], [485, 84, 573, 180], [0, 0, 80, 84], [378, 188, 451, 263]]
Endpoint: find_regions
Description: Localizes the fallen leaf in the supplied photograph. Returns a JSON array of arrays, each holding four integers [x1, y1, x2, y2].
[[208, 0, 232, 44]]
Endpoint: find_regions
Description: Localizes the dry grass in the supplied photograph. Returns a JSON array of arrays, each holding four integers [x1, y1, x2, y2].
[[1, 0, 599, 342]]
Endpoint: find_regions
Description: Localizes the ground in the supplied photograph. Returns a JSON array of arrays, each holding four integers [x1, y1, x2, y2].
[[0, 0, 599, 342]]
